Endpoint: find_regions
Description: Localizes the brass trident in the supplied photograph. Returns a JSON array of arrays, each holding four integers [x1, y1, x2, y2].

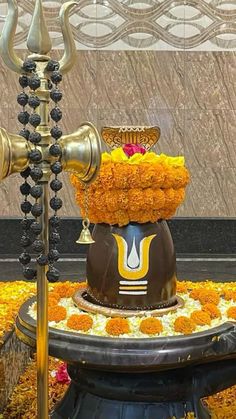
[[0, 1, 101, 418]]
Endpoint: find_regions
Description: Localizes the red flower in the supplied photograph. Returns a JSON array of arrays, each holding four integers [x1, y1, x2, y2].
[[123, 143, 146, 157], [55, 363, 71, 384]]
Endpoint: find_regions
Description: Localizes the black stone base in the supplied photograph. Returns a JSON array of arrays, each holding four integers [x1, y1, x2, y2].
[[51, 359, 236, 419]]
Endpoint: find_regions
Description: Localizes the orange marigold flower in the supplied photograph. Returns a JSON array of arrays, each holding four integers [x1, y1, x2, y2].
[[172, 166, 190, 189], [54, 283, 75, 298], [173, 188, 185, 206], [48, 296, 59, 308], [48, 305, 67, 322], [140, 317, 163, 335], [152, 189, 166, 210], [105, 317, 130, 336], [190, 310, 211, 326], [177, 282, 188, 293], [163, 188, 176, 207], [160, 208, 176, 220], [139, 163, 165, 188], [48, 291, 61, 301], [227, 306, 236, 320], [224, 290, 236, 302], [112, 163, 131, 189], [98, 162, 115, 189], [189, 288, 204, 300], [174, 316, 196, 334], [198, 289, 220, 306], [202, 303, 221, 319], [67, 314, 93, 331]]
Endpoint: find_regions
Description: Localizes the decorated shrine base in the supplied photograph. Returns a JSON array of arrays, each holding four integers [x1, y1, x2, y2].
[[16, 280, 236, 419], [2, 281, 236, 418]]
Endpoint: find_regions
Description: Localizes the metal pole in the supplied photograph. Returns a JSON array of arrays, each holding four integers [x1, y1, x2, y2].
[[36, 181, 49, 418]]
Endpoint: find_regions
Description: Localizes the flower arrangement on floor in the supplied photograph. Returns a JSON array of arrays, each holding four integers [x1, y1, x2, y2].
[[71, 144, 190, 226]]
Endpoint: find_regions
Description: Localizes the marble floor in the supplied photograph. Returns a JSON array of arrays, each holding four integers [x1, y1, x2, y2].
[[0, 254, 235, 282]]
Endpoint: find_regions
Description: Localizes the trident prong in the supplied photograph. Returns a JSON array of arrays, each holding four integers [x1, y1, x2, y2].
[[0, 0, 23, 74], [59, 1, 78, 75], [27, 0, 52, 56], [0, 0, 77, 73]]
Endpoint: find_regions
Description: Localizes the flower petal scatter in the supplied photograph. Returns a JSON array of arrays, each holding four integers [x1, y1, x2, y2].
[[55, 362, 71, 385], [70, 148, 190, 226]]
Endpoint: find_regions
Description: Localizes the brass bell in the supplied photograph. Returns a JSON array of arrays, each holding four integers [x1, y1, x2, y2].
[[76, 218, 95, 244]]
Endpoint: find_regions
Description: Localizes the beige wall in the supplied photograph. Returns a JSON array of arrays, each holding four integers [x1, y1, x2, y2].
[[0, 49, 235, 217]]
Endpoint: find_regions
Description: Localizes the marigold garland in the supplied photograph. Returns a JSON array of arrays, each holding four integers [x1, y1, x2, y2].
[[139, 317, 163, 335], [66, 314, 93, 331], [190, 310, 211, 326], [70, 148, 190, 226], [174, 316, 196, 335], [105, 317, 130, 336]]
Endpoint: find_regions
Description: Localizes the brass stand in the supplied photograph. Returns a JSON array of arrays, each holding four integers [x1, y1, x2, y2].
[[0, 1, 101, 417]]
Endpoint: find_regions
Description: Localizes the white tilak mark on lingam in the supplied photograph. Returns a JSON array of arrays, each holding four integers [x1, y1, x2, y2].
[[119, 281, 148, 285], [127, 237, 140, 269], [119, 291, 147, 295]]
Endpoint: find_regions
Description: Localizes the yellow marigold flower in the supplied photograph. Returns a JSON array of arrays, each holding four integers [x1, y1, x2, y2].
[[140, 317, 163, 335], [198, 289, 220, 306], [190, 310, 211, 326], [111, 148, 128, 162], [105, 317, 130, 336], [102, 152, 112, 163], [227, 306, 236, 320], [48, 306, 67, 322], [202, 303, 221, 319], [174, 316, 196, 334], [67, 314, 93, 331]]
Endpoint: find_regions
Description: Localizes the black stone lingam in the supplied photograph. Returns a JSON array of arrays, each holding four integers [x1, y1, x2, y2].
[[86, 221, 177, 310], [16, 299, 236, 419]]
